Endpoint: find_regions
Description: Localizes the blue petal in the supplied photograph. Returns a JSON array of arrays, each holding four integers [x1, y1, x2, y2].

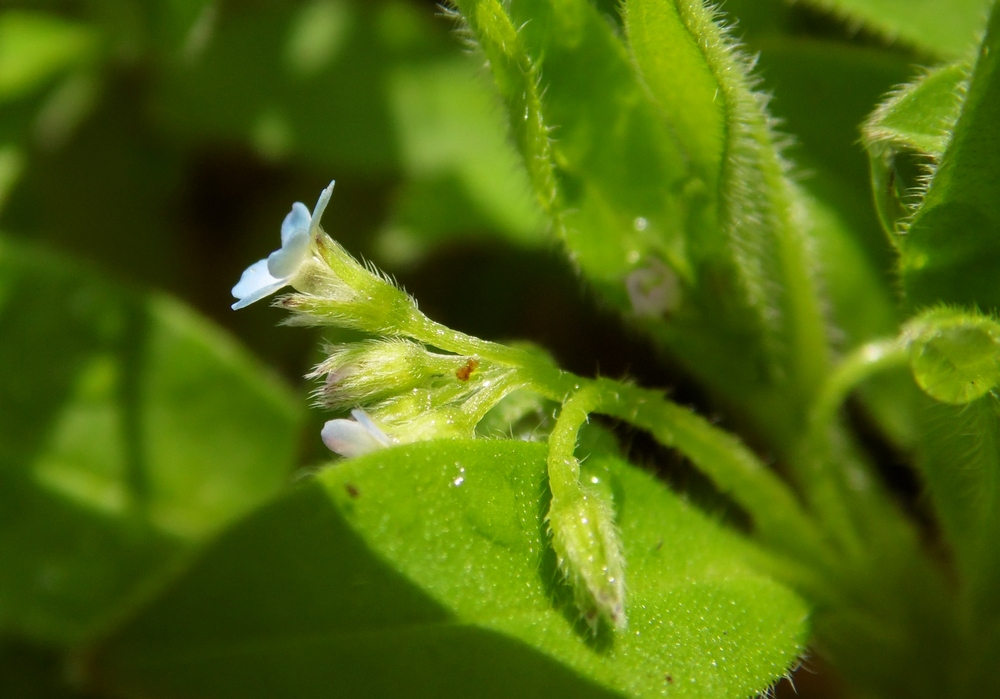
[[308, 180, 336, 236], [266, 229, 311, 279], [350, 408, 392, 445], [281, 202, 311, 246], [231, 259, 288, 310]]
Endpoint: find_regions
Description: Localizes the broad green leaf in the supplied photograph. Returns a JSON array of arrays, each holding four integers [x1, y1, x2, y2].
[[890, 6, 1000, 312], [796, 0, 992, 57], [93, 440, 808, 699], [0, 12, 97, 103], [0, 241, 301, 645]]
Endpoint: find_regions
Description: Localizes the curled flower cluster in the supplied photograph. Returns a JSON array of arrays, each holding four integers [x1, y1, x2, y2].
[[233, 181, 627, 631], [231, 182, 527, 457]]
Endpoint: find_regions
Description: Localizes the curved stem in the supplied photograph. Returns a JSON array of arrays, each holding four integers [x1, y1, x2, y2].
[[797, 339, 909, 559]]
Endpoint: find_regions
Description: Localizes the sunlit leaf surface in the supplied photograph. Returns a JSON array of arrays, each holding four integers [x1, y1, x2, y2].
[[94, 441, 808, 699]]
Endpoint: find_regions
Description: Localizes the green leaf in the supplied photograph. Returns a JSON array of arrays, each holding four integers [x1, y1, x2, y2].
[[0, 241, 301, 645], [380, 57, 544, 263], [0, 11, 97, 103], [92, 440, 808, 699], [454, 0, 831, 452], [889, 5, 1000, 312], [795, 0, 992, 57], [625, 0, 831, 434], [905, 310, 1000, 614], [863, 61, 970, 242], [913, 393, 1000, 690], [750, 37, 922, 446]]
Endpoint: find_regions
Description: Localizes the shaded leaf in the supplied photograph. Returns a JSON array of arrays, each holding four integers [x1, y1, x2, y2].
[[0, 240, 301, 645], [93, 440, 808, 699], [0, 11, 97, 103]]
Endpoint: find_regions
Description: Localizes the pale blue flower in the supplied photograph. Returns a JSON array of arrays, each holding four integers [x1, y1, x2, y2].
[[321, 408, 392, 458], [231, 180, 336, 310]]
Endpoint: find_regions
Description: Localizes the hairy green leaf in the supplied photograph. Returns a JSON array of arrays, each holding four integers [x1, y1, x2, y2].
[[92, 440, 808, 699], [795, 0, 992, 57], [0, 241, 300, 645], [863, 61, 970, 242], [891, 6, 1000, 312], [454, 0, 831, 451]]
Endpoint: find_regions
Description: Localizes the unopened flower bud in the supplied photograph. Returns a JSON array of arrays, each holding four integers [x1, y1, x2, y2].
[[312, 340, 474, 410], [321, 408, 392, 458], [547, 485, 626, 630]]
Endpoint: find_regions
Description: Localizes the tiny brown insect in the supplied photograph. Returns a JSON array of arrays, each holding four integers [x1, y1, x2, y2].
[[455, 358, 479, 382], [345, 483, 360, 499], [665, 675, 674, 685]]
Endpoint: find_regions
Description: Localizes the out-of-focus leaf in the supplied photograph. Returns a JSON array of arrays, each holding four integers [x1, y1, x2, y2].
[[0, 11, 97, 103], [0, 241, 301, 645], [0, 638, 91, 698], [152, 0, 541, 259], [894, 6, 1000, 312], [755, 37, 921, 445], [152, 2, 400, 170], [380, 57, 544, 262], [93, 440, 808, 699], [757, 38, 912, 265], [796, 0, 992, 57], [906, 310, 1000, 626]]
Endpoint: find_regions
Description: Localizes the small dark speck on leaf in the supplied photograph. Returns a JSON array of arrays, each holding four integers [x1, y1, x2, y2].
[[345, 483, 360, 498], [456, 358, 480, 381], [665, 674, 674, 684], [654, 539, 663, 551]]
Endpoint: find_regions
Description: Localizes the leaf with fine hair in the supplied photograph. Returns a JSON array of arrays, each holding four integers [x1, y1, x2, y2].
[[91, 441, 809, 699]]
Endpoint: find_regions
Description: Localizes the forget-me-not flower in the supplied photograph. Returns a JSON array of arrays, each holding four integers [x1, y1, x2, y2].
[[231, 180, 336, 310]]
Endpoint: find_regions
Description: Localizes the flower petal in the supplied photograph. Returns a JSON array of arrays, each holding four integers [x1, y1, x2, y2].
[[321, 411, 391, 458], [308, 180, 336, 237], [281, 202, 311, 246], [266, 229, 311, 279], [231, 259, 288, 310], [350, 408, 392, 445]]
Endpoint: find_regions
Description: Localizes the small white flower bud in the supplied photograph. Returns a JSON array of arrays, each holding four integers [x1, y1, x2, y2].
[[321, 408, 392, 458]]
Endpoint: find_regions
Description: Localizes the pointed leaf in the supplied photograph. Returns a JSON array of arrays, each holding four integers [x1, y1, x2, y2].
[[863, 6, 1000, 312]]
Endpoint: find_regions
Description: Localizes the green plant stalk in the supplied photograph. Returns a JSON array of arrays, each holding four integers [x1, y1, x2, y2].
[[403, 312, 834, 569]]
